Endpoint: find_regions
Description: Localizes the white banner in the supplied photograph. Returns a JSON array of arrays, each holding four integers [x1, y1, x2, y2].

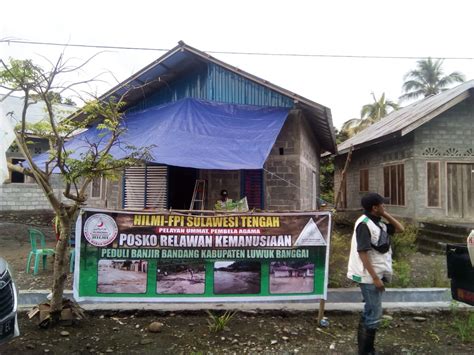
[[0, 106, 16, 184]]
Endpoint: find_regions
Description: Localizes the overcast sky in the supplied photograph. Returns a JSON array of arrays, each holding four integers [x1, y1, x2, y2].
[[2, 0, 474, 129]]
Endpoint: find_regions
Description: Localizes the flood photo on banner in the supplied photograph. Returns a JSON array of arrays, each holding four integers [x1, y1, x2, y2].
[[213, 261, 261, 294], [269, 261, 314, 294], [156, 261, 205, 294], [97, 259, 148, 294]]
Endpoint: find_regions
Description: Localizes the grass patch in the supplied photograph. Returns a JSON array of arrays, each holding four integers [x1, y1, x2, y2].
[[450, 302, 474, 343], [206, 310, 237, 333]]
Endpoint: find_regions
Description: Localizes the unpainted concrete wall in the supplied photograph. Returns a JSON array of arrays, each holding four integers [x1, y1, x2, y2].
[[335, 97, 474, 222]]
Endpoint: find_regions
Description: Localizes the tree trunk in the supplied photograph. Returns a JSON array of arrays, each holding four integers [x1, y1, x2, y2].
[[49, 213, 71, 322]]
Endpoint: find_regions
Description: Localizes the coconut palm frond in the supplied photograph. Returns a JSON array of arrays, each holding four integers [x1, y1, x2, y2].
[[401, 58, 465, 101]]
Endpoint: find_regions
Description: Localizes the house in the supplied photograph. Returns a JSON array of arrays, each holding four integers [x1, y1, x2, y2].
[[63, 41, 337, 211], [0, 95, 76, 212], [334, 81, 474, 223], [297, 264, 314, 277], [272, 265, 295, 278]]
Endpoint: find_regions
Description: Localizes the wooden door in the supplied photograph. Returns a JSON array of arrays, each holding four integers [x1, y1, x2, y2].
[[241, 169, 264, 209], [447, 163, 474, 219]]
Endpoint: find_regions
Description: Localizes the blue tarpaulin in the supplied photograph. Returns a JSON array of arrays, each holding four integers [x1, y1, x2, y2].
[[33, 98, 290, 170]]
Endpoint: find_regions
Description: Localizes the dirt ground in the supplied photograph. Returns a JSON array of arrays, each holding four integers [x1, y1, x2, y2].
[[1, 310, 473, 354], [0, 222, 73, 291]]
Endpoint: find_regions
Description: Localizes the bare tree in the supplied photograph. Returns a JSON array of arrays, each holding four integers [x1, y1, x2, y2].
[[0, 56, 152, 324]]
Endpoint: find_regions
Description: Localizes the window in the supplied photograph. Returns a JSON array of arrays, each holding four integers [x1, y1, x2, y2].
[[359, 169, 369, 192], [90, 176, 105, 199], [427, 162, 440, 207], [383, 164, 405, 206], [10, 158, 25, 183]]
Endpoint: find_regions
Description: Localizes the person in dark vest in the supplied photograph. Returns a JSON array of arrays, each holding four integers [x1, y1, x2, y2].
[[347, 193, 404, 354]]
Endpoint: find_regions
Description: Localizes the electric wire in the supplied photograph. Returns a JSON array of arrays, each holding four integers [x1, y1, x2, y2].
[[2, 39, 474, 61]]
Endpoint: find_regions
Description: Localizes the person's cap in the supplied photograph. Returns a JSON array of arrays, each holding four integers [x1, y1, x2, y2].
[[361, 193, 390, 211]]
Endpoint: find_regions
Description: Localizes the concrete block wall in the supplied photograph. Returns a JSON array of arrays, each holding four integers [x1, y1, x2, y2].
[[412, 98, 474, 221], [334, 134, 415, 218], [335, 97, 474, 222], [299, 114, 320, 210], [200, 170, 241, 210], [264, 112, 301, 210], [0, 175, 63, 211], [86, 177, 122, 210]]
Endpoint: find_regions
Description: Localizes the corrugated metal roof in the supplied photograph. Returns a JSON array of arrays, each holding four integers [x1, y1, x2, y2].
[[80, 41, 337, 153], [337, 80, 474, 155]]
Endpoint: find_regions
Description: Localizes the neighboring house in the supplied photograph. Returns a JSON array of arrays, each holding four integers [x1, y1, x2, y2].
[[0, 95, 76, 211], [76, 42, 337, 211], [298, 264, 314, 277], [334, 81, 474, 223], [273, 266, 295, 278]]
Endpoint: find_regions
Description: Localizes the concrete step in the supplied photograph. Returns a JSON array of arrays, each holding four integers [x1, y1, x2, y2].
[[416, 234, 446, 254], [18, 288, 453, 310], [419, 222, 472, 237], [417, 228, 467, 244]]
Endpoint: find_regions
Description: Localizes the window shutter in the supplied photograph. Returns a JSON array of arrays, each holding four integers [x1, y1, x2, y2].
[[145, 165, 168, 209], [124, 165, 168, 210], [124, 166, 146, 209]]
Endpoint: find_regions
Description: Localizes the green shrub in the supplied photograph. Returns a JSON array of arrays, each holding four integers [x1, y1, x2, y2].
[[392, 223, 418, 260], [429, 261, 449, 287], [328, 231, 351, 288], [391, 260, 411, 287]]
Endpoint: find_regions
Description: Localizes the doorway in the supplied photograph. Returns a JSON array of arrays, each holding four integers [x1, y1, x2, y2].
[[167, 166, 198, 210], [447, 163, 474, 219]]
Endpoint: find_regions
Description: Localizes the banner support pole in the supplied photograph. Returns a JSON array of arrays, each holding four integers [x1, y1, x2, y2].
[[317, 299, 325, 324]]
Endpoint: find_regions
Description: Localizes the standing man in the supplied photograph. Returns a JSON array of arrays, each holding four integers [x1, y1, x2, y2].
[[347, 193, 404, 354]]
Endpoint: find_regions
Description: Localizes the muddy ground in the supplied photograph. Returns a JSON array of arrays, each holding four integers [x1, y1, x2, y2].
[[0, 222, 73, 291], [1, 310, 473, 354]]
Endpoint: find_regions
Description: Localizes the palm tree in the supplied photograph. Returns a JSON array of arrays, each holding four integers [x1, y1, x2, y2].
[[340, 117, 364, 138], [361, 92, 399, 122], [341, 93, 399, 138], [400, 58, 465, 101]]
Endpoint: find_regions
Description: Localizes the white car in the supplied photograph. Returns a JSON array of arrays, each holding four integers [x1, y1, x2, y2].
[[0, 257, 19, 344]]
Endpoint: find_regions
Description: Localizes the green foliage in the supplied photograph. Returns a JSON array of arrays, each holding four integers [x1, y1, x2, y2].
[[391, 260, 411, 288], [360, 93, 399, 122], [450, 301, 474, 342], [340, 93, 398, 138], [206, 310, 237, 333], [428, 261, 449, 288], [0, 58, 42, 89], [328, 231, 351, 287], [391, 223, 417, 260], [320, 156, 334, 204], [390, 223, 417, 288], [400, 57, 465, 101], [380, 317, 392, 329]]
